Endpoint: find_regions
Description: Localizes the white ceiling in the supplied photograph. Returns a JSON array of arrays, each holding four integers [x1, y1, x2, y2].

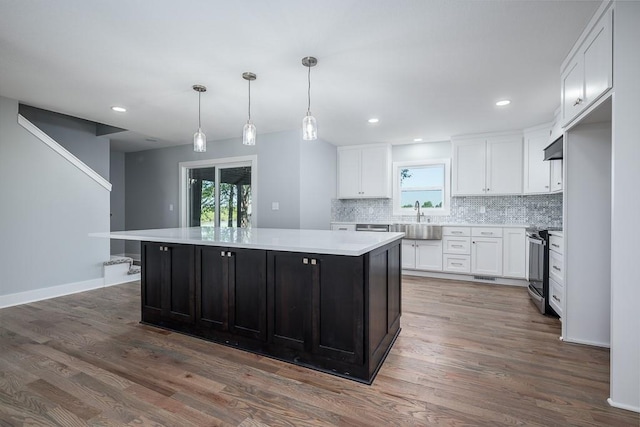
[[0, 0, 600, 152]]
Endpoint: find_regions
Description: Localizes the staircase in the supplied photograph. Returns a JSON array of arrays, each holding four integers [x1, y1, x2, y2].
[[104, 256, 141, 286]]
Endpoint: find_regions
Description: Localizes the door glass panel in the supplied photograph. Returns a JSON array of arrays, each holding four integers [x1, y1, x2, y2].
[[220, 167, 252, 228], [188, 167, 216, 227]]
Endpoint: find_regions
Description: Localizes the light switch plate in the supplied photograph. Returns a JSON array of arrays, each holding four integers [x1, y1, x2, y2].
[[272, 202, 279, 211]]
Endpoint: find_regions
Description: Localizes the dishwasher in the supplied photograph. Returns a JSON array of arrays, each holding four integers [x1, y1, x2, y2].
[[355, 224, 390, 232]]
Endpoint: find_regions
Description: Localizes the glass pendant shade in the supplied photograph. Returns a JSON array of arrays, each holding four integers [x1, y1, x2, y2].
[[243, 120, 256, 145], [193, 128, 206, 152], [302, 113, 317, 140]]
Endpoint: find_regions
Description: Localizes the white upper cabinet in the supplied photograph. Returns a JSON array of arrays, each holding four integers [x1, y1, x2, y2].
[[337, 144, 391, 199], [452, 138, 486, 195], [561, 7, 612, 126], [523, 126, 552, 194], [452, 134, 522, 196], [550, 160, 563, 193]]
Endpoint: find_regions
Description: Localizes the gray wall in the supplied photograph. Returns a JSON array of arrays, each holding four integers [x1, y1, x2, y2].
[[110, 150, 126, 255], [19, 104, 111, 180], [124, 130, 335, 255], [0, 96, 109, 297], [300, 138, 337, 229]]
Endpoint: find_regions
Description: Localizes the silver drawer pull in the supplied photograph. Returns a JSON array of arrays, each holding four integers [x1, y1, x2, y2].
[[311, 259, 317, 265], [452, 262, 463, 266], [303, 258, 309, 264], [552, 243, 560, 248], [553, 295, 561, 302], [227, 251, 232, 257], [452, 245, 463, 248], [480, 232, 492, 235], [573, 97, 583, 106], [221, 251, 226, 257], [452, 231, 462, 234], [553, 266, 561, 272]]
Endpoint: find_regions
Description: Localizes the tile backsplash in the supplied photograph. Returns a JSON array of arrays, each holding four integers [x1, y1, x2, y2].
[[331, 194, 563, 228]]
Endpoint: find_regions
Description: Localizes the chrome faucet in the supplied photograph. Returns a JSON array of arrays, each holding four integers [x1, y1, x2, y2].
[[414, 200, 423, 223]]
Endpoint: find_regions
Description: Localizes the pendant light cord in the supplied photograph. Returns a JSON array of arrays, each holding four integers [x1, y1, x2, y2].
[[248, 79, 251, 121], [307, 65, 311, 114], [198, 91, 202, 129]]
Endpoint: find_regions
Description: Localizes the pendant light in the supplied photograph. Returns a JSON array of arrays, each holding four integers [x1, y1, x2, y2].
[[192, 84, 207, 152], [301, 56, 318, 140], [242, 72, 257, 146]]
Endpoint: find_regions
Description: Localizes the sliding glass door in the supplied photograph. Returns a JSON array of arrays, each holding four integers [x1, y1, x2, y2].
[[181, 156, 256, 228]]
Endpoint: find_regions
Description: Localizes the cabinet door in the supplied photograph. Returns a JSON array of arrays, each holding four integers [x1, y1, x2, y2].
[[360, 146, 390, 198], [486, 136, 523, 195], [141, 242, 164, 319], [337, 148, 361, 199], [584, 10, 612, 106], [562, 57, 585, 125], [313, 254, 364, 364], [471, 237, 503, 276], [502, 229, 526, 278], [401, 239, 416, 269], [197, 246, 229, 331], [452, 139, 486, 195], [166, 244, 195, 324], [229, 248, 267, 341], [550, 160, 563, 192], [269, 252, 313, 351], [415, 240, 443, 271], [523, 131, 551, 194]]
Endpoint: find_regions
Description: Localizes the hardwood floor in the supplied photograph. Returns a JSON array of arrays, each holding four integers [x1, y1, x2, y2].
[[1, 276, 637, 426]]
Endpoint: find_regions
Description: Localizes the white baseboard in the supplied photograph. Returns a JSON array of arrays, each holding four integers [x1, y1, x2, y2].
[[104, 274, 141, 287], [563, 336, 610, 349], [402, 269, 528, 287], [0, 278, 105, 309], [607, 398, 640, 413]]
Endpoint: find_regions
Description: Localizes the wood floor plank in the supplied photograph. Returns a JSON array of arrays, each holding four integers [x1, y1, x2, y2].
[[0, 278, 638, 426]]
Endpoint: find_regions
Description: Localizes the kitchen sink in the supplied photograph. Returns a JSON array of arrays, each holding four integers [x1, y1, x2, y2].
[[390, 223, 442, 240]]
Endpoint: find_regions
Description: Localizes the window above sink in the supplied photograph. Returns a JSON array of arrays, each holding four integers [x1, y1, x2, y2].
[[392, 159, 451, 217]]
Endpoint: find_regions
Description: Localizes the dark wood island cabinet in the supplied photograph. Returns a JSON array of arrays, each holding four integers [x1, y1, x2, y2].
[[122, 227, 402, 384]]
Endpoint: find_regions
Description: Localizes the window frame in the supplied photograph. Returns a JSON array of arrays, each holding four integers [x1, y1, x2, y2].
[[392, 158, 451, 216]]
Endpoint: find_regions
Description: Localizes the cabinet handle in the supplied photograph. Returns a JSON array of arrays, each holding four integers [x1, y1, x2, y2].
[[553, 265, 561, 272], [553, 295, 561, 302], [486, 188, 490, 191], [452, 262, 463, 266], [227, 251, 232, 257], [573, 97, 583, 106], [480, 232, 492, 235], [557, 182, 562, 185], [552, 243, 560, 248], [311, 259, 317, 265], [452, 231, 462, 234], [472, 241, 476, 244], [452, 244, 463, 248], [545, 185, 549, 189], [303, 258, 309, 264], [221, 251, 226, 257]]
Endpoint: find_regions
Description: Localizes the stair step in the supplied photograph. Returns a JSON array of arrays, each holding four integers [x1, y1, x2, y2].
[[104, 256, 133, 266], [128, 266, 141, 275]]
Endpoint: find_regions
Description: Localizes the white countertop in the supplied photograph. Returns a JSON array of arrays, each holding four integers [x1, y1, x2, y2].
[[95, 227, 405, 257], [331, 221, 531, 228]]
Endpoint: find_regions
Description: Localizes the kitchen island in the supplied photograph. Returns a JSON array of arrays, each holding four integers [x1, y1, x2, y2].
[[103, 227, 404, 384]]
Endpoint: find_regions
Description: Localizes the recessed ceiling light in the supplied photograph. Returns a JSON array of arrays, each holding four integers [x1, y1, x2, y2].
[[413, 138, 423, 142], [111, 106, 127, 112], [496, 100, 511, 106], [368, 118, 379, 123]]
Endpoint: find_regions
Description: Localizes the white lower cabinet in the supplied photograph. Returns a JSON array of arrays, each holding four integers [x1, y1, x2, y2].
[[402, 239, 442, 271], [502, 228, 526, 278], [471, 237, 503, 276], [549, 278, 564, 317], [443, 254, 471, 273]]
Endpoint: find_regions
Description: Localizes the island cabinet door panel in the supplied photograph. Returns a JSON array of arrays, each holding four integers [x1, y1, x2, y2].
[[166, 244, 195, 324], [313, 255, 364, 365], [228, 248, 267, 341], [141, 242, 195, 325], [268, 252, 313, 351], [197, 246, 229, 331]]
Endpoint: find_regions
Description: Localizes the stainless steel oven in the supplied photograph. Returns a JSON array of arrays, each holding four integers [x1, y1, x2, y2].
[[527, 230, 557, 315]]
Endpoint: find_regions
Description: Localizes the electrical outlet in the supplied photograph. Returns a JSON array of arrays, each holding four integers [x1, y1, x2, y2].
[[479, 206, 486, 214], [169, 204, 174, 211]]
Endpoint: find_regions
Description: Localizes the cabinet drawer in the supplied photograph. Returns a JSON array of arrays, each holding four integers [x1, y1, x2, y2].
[[443, 226, 470, 237], [443, 254, 470, 273], [549, 277, 564, 317], [549, 250, 564, 284], [331, 223, 356, 231], [549, 234, 564, 256], [443, 236, 471, 254], [471, 227, 503, 238]]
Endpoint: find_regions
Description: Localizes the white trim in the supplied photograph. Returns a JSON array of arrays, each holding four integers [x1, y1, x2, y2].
[[17, 114, 112, 191], [178, 155, 258, 228], [563, 336, 610, 349], [105, 274, 141, 287], [402, 269, 527, 287], [0, 278, 105, 309], [607, 398, 640, 414]]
